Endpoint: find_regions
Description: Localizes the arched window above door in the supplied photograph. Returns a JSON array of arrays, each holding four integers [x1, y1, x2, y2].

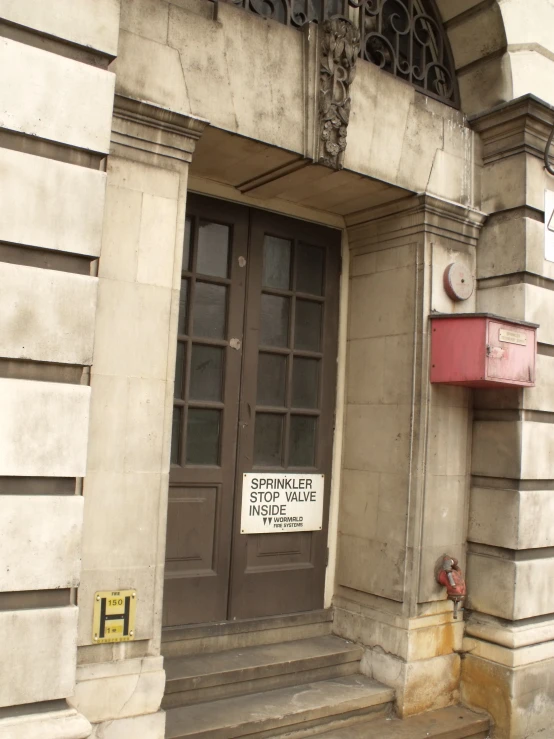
[[357, 0, 459, 108], [227, 0, 460, 108]]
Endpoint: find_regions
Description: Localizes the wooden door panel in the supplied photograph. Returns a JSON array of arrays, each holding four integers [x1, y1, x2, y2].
[[229, 566, 318, 620], [165, 486, 218, 571], [228, 210, 341, 620], [246, 531, 312, 568], [164, 574, 220, 626], [163, 194, 248, 627]]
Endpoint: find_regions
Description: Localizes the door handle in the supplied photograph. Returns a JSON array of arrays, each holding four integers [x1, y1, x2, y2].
[[240, 402, 252, 427]]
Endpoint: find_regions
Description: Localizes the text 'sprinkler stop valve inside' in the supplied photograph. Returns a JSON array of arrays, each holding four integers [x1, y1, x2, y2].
[[436, 555, 467, 619]]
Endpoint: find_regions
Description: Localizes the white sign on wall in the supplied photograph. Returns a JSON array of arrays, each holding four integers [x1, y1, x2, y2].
[[545, 190, 554, 262], [241, 473, 324, 534]]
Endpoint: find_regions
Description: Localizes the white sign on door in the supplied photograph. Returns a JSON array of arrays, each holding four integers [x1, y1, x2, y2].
[[545, 190, 554, 262], [241, 473, 324, 534]]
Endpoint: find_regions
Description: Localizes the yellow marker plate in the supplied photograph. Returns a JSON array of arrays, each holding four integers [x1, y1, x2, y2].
[[92, 590, 137, 644]]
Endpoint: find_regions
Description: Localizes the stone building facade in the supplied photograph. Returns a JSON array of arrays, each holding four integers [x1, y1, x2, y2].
[[1, 1, 554, 738]]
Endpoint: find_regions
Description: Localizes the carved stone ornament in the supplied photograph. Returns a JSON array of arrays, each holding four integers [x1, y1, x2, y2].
[[319, 18, 360, 170]]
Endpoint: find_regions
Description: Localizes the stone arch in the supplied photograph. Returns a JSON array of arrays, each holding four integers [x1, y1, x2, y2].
[[437, 0, 554, 116]]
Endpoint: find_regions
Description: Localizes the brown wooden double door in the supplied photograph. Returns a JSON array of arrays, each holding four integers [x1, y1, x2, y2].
[[163, 194, 340, 627]]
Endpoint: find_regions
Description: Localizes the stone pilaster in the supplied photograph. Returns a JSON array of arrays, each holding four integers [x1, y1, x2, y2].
[[69, 96, 208, 739], [334, 194, 485, 717], [462, 95, 554, 739]]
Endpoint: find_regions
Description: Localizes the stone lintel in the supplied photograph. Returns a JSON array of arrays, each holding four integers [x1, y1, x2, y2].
[[346, 193, 487, 251], [333, 594, 463, 664], [469, 483, 554, 551], [468, 541, 554, 562], [111, 94, 209, 170], [68, 656, 164, 724], [334, 590, 455, 632], [466, 610, 554, 651], [470, 93, 554, 165], [462, 635, 552, 668], [334, 596, 464, 716], [467, 547, 554, 622], [0, 705, 91, 739]]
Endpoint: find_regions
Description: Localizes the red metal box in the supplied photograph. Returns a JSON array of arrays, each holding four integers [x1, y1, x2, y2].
[[430, 313, 538, 388]]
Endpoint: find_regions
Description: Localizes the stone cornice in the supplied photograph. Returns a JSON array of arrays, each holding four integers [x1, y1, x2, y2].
[[346, 193, 487, 249], [469, 94, 554, 165], [111, 94, 209, 168]]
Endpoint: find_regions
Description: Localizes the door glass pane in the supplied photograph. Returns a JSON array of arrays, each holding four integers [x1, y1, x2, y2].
[[297, 243, 324, 295], [254, 413, 284, 466], [183, 217, 192, 271], [190, 345, 224, 402], [171, 407, 182, 465], [197, 221, 230, 278], [292, 357, 319, 409], [263, 235, 291, 289], [178, 278, 189, 335], [257, 353, 286, 407], [295, 300, 322, 351], [193, 282, 227, 339], [289, 416, 316, 467], [260, 294, 290, 347], [175, 342, 186, 400], [186, 409, 221, 465]]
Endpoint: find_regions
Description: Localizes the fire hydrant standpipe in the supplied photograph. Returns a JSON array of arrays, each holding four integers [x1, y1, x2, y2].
[[435, 555, 467, 619]]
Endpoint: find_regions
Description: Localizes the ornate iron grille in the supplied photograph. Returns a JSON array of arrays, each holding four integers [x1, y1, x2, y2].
[[226, 0, 459, 108]]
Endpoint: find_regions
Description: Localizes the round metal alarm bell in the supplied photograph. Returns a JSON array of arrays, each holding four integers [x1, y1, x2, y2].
[[443, 262, 474, 302]]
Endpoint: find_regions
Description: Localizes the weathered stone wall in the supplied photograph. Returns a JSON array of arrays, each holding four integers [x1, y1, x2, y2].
[[0, 1, 118, 737], [460, 96, 554, 739], [114, 0, 478, 207], [334, 196, 485, 716], [438, 0, 554, 115], [3, 1, 554, 737], [110, 8, 485, 722]]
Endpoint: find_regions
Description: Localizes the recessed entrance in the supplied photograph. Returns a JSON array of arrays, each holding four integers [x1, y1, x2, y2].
[[163, 194, 341, 627]]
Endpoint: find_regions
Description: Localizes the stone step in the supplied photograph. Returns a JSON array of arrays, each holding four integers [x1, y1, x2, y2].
[[165, 674, 394, 739], [162, 609, 333, 658], [309, 705, 490, 739], [163, 635, 363, 708]]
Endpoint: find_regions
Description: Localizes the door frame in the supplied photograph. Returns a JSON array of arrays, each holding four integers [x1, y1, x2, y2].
[[163, 184, 351, 626]]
